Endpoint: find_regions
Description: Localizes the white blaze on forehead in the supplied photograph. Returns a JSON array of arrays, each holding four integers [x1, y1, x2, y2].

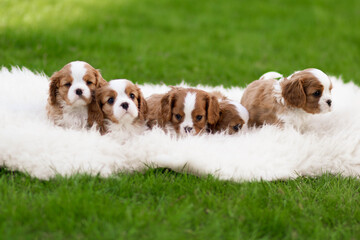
[[308, 68, 331, 90], [230, 101, 249, 124], [109, 79, 130, 97], [70, 61, 87, 83], [182, 92, 196, 126]]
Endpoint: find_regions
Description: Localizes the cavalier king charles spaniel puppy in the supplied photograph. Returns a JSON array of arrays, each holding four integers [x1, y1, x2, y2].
[[94, 79, 148, 135], [147, 87, 220, 136], [208, 92, 249, 134], [241, 68, 333, 128], [47, 61, 107, 129]]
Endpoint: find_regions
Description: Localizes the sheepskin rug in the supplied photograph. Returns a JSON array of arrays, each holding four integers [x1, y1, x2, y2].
[[1, 67, 360, 181]]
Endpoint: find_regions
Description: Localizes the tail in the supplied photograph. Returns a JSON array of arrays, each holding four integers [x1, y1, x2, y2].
[[259, 71, 283, 80]]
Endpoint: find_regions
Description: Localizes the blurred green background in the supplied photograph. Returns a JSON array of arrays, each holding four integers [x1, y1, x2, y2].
[[1, 0, 359, 87]]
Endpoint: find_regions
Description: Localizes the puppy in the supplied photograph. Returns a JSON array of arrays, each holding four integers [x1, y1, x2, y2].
[[209, 92, 249, 134], [95, 79, 148, 135], [47, 61, 107, 129], [241, 68, 333, 128], [147, 87, 220, 136]]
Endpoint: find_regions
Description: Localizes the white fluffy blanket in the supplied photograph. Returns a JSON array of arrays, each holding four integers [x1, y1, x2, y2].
[[1, 67, 360, 181]]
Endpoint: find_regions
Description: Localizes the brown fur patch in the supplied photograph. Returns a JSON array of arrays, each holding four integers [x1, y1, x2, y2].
[[241, 79, 281, 127], [124, 82, 148, 121], [281, 72, 324, 114]]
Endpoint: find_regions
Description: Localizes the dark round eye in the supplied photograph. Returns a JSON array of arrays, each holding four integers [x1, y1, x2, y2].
[[313, 90, 321, 97], [107, 97, 114, 105], [86, 81, 93, 85], [233, 124, 242, 132], [175, 114, 182, 121], [64, 83, 71, 87], [129, 93, 135, 99], [196, 115, 203, 121]]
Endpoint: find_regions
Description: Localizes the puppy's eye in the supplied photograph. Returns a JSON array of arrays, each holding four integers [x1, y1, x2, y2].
[[64, 83, 71, 87], [107, 97, 114, 105], [86, 81, 93, 85], [129, 93, 135, 99], [175, 114, 182, 121], [313, 90, 321, 97], [196, 115, 203, 121], [233, 124, 242, 132]]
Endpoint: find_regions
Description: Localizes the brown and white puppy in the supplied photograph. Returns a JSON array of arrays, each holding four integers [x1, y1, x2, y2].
[[209, 92, 249, 134], [147, 87, 220, 136], [95, 79, 148, 135], [47, 61, 107, 129], [241, 68, 333, 128]]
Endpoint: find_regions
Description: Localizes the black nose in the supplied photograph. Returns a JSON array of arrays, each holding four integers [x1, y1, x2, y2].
[[326, 99, 332, 107], [184, 126, 193, 133], [75, 89, 83, 96], [121, 102, 129, 110]]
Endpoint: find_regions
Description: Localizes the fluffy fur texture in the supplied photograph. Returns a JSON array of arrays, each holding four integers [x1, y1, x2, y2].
[[95, 79, 148, 135], [47, 61, 107, 130], [147, 87, 220, 136], [241, 68, 333, 129], [1, 67, 360, 181]]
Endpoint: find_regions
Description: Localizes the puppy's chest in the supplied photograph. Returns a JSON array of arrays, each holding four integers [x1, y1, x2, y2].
[[61, 105, 88, 128]]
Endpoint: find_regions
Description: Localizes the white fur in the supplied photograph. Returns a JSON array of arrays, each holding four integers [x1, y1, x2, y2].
[[260, 71, 283, 80], [180, 92, 196, 135], [1, 67, 360, 182], [61, 104, 88, 128], [230, 100, 249, 125]]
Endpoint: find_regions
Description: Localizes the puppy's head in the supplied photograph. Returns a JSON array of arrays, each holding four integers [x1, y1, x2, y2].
[[96, 79, 148, 126], [160, 88, 219, 136], [281, 68, 332, 114], [216, 100, 249, 134], [49, 61, 107, 107]]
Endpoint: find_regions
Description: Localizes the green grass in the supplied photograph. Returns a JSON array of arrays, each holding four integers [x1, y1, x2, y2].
[[1, 169, 360, 239], [1, 0, 360, 239]]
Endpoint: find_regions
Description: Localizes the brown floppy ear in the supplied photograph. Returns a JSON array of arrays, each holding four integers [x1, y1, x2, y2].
[[282, 77, 306, 108], [135, 85, 148, 121], [88, 88, 106, 135], [206, 95, 220, 125], [94, 69, 108, 87], [160, 91, 175, 125], [48, 72, 61, 105]]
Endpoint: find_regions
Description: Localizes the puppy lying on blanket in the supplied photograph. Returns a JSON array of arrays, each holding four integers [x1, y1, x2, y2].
[[46, 61, 107, 130], [241, 68, 333, 129]]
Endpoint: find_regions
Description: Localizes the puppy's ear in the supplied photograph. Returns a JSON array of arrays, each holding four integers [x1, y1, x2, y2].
[[135, 85, 148, 121], [206, 94, 220, 125], [88, 88, 106, 135], [48, 72, 61, 105], [94, 69, 108, 88], [160, 91, 175, 125], [282, 77, 306, 108]]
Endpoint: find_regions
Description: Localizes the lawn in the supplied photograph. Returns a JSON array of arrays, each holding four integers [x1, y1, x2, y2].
[[1, 0, 360, 239]]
